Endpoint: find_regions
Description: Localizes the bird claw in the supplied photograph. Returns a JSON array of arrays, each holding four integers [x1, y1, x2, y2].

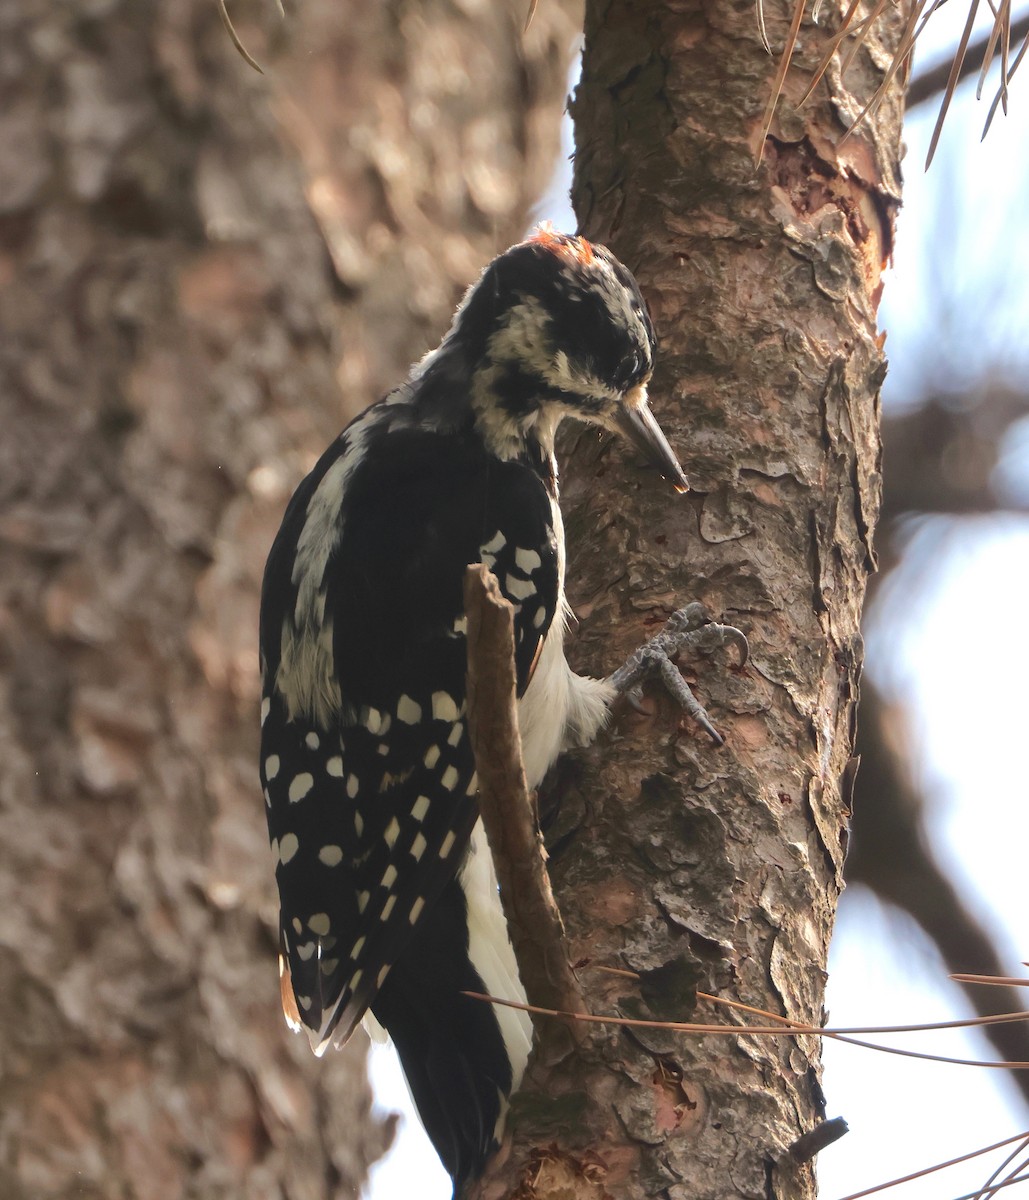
[[606, 603, 748, 745]]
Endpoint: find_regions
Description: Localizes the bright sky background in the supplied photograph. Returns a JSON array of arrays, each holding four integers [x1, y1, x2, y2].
[[366, 15, 1029, 1199]]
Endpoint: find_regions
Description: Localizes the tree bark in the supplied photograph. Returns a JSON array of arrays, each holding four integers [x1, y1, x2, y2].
[[0, 1, 577, 1196], [473, 2, 906, 1197]]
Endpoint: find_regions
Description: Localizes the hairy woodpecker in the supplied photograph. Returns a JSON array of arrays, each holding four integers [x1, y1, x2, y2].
[[260, 230, 736, 1193]]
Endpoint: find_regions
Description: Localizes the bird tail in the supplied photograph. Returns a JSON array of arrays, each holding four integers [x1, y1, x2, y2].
[[370, 821, 532, 1194]]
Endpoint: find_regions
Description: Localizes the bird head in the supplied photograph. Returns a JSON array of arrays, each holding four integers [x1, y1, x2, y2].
[[428, 229, 689, 491]]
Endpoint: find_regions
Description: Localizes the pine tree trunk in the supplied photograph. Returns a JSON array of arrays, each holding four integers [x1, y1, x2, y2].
[[473, 2, 905, 1197], [0, 1, 577, 1195]]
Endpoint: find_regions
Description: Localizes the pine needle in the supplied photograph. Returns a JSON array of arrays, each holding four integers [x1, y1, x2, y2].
[[831, 1131, 1029, 1200], [797, 0, 863, 107], [757, 0, 772, 55], [926, 0, 982, 167], [983, 22, 1029, 137], [953, 973, 1029, 987], [219, 0, 265, 75], [775, 0, 1025, 165], [838, 0, 936, 145], [756, 0, 808, 161]]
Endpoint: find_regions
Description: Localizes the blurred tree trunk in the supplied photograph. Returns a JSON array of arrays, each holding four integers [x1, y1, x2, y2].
[[472, 2, 905, 1198], [0, 1, 577, 1196]]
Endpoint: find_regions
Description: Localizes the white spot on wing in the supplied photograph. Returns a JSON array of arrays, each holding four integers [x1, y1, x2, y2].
[[357, 890, 370, 913], [411, 833, 427, 860], [261, 697, 270, 725], [447, 724, 463, 747], [289, 773, 314, 802], [305, 732, 320, 750], [441, 765, 459, 790], [409, 896, 425, 924], [384, 817, 400, 847], [515, 547, 542, 572], [327, 756, 344, 776], [424, 745, 440, 769], [382, 864, 397, 889], [297, 942, 316, 961], [481, 531, 506, 556], [351, 936, 365, 960], [279, 833, 299, 864], [346, 774, 359, 798], [381, 895, 396, 921], [411, 795, 430, 822], [265, 755, 280, 781], [506, 575, 536, 601], [318, 844, 343, 866], [440, 831, 456, 858], [308, 912, 331, 935], [397, 694, 422, 724], [432, 691, 461, 722]]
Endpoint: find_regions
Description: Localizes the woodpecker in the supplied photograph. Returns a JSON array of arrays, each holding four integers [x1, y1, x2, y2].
[[260, 230, 741, 1194]]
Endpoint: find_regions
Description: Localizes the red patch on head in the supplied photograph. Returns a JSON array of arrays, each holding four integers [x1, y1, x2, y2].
[[530, 223, 595, 266]]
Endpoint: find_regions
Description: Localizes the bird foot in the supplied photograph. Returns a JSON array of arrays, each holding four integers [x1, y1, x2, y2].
[[606, 602, 749, 746]]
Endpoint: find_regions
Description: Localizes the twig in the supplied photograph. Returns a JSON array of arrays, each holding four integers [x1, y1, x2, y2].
[[787, 1117, 850, 1163], [463, 564, 587, 1054]]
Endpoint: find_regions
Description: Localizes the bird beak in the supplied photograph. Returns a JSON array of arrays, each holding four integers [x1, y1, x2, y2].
[[613, 388, 690, 494]]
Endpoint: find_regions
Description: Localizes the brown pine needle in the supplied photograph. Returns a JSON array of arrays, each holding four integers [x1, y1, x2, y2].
[[839, 0, 892, 77], [771, 0, 1024, 164], [975, 0, 1008, 99], [831, 1130, 1029, 1200], [695, 991, 1029, 1070], [756, 0, 808, 162], [463, 990, 1029, 1040], [975, 1137, 1029, 1199], [953, 973, 1029, 987], [591, 969, 1029, 1066], [797, 0, 863, 107], [757, 0, 772, 55], [926, 0, 982, 167], [827, 1035, 1029, 1069], [983, 27, 1029, 137], [219, 0, 265, 74], [966, 1172, 1029, 1199], [839, 0, 933, 145]]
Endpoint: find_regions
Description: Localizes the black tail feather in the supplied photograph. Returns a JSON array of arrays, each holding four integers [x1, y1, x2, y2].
[[369, 876, 516, 1195]]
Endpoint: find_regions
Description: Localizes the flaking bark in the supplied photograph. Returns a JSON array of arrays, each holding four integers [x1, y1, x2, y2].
[[474, 1, 907, 1197]]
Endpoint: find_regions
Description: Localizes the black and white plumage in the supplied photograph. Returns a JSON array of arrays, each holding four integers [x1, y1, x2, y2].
[[259, 230, 690, 1193]]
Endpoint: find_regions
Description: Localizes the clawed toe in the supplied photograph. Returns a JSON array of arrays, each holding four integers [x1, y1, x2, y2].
[[606, 604, 748, 745]]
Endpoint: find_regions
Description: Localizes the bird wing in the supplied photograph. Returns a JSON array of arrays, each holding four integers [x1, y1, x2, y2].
[[259, 409, 559, 1052]]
